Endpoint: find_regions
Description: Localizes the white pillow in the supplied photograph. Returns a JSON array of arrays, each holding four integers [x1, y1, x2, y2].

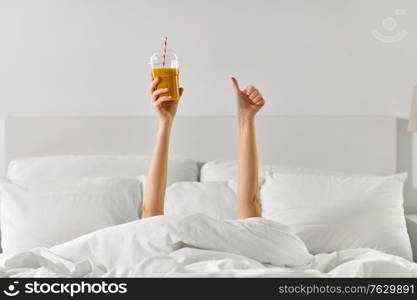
[[165, 181, 237, 220], [200, 160, 343, 183], [7, 155, 199, 185], [260, 172, 413, 260], [0, 176, 142, 254]]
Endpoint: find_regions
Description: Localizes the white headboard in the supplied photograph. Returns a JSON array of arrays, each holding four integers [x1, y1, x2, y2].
[[4, 115, 397, 175]]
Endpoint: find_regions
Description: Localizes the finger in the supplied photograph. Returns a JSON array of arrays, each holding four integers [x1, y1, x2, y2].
[[152, 88, 169, 101], [245, 86, 256, 95], [249, 90, 259, 100], [231, 77, 240, 93], [258, 99, 265, 106], [150, 77, 160, 93], [179, 87, 184, 97], [252, 95, 264, 105], [154, 96, 173, 107]]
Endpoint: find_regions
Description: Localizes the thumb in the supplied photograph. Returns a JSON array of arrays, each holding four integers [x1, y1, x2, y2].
[[231, 77, 240, 93]]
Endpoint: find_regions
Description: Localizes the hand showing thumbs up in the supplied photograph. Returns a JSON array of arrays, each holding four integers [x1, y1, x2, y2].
[[231, 77, 265, 118]]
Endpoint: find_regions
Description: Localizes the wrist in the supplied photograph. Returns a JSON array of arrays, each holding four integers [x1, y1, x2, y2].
[[238, 114, 255, 127], [159, 118, 173, 128]]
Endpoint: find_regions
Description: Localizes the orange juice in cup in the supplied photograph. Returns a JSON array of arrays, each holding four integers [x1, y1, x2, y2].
[[150, 42, 180, 101], [151, 67, 180, 101]]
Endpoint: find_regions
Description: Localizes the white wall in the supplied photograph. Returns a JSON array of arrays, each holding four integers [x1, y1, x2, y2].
[[1, 0, 417, 209], [1, 0, 416, 117]]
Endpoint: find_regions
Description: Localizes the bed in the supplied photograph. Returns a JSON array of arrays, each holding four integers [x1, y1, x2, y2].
[[0, 115, 416, 277]]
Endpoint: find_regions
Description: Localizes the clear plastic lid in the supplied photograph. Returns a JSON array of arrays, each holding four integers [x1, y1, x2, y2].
[[149, 49, 179, 69]]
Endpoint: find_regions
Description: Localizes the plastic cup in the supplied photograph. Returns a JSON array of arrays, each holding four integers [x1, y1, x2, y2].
[[150, 49, 180, 101]]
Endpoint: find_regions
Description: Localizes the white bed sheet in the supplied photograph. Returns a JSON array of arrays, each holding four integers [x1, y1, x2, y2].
[[0, 214, 416, 278]]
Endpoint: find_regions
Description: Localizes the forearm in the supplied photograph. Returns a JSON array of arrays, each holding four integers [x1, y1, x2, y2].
[[143, 120, 172, 217], [237, 115, 261, 218]]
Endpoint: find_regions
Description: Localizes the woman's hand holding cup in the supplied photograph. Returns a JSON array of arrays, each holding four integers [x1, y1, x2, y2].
[[150, 77, 184, 123]]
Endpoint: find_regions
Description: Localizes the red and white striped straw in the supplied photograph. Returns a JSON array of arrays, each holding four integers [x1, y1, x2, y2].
[[162, 37, 168, 67]]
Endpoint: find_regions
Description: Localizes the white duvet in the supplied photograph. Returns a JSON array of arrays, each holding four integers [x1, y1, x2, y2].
[[0, 214, 416, 278]]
